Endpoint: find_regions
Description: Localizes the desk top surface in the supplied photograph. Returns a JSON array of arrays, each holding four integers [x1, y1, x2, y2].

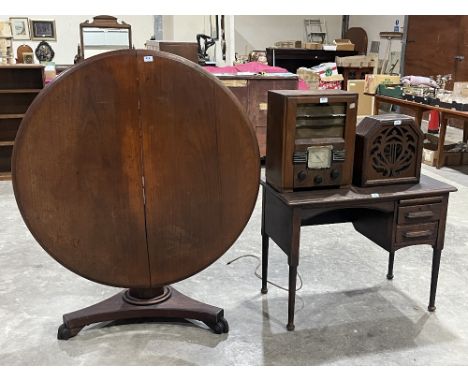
[[262, 175, 457, 207]]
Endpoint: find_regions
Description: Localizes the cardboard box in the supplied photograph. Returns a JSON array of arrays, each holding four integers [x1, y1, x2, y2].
[[336, 55, 376, 68], [304, 42, 322, 50], [422, 148, 436, 166], [322, 44, 337, 51], [274, 40, 302, 48], [364, 74, 400, 94], [347, 80, 374, 116], [453, 82, 468, 97], [333, 39, 355, 51]]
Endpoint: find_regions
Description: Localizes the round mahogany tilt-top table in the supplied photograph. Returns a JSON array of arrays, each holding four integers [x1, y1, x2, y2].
[[12, 49, 260, 339]]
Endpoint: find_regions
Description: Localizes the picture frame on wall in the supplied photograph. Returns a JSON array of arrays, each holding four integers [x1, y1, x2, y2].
[[30, 20, 56, 41], [10, 17, 30, 40], [0, 21, 12, 38]]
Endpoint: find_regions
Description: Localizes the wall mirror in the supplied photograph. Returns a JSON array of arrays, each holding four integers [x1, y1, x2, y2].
[[79, 15, 132, 60]]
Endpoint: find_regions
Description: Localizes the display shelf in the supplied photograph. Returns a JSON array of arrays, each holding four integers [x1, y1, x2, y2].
[[0, 65, 44, 178], [0, 89, 42, 94], [0, 114, 25, 119], [0, 172, 12, 180]]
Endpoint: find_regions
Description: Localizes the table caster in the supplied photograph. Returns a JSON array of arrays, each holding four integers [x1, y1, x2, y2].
[[57, 324, 72, 340], [208, 317, 229, 334]]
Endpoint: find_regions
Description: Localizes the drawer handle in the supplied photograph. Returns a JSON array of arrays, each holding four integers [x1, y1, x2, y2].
[[403, 230, 433, 239], [406, 211, 434, 219]]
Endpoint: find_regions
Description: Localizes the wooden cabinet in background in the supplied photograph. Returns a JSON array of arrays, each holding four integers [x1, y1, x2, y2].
[[218, 75, 298, 157], [148, 41, 199, 64], [340, 66, 374, 90], [266, 48, 358, 74], [405, 16, 468, 86], [0, 64, 44, 180]]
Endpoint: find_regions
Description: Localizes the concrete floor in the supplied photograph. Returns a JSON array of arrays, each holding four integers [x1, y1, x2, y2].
[[1, 129, 468, 365]]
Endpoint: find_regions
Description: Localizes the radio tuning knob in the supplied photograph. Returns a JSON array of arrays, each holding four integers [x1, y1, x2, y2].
[[330, 169, 340, 180], [297, 171, 307, 181], [314, 175, 323, 184]]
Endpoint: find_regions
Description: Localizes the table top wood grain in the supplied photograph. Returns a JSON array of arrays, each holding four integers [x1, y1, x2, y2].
[[13, 49, 260, 288]]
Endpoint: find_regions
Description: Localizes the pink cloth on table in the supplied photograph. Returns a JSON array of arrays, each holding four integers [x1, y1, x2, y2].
[[203, 62, 288, 74], [204, 62, 309, 90], [233, 62, 288, 73], [203, 66, 238, 74]]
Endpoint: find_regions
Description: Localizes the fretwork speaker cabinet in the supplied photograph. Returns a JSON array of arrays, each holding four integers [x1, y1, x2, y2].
[[353, 114, 424, 187]]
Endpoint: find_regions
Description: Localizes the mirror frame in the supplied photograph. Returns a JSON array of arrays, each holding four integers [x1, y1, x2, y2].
[[79, 15, 132, 60]]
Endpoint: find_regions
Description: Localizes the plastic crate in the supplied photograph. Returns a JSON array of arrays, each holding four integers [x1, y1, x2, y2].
[[377, 84, 403, 98]]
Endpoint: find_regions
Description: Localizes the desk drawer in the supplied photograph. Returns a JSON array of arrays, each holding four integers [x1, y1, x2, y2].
[[397, 203, 441, 225], [395, 222, 438, 246]]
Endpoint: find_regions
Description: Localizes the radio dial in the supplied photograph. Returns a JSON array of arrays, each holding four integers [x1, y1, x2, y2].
[[297, 171, 307, 181], [314, 175, 323, 184], [330, 169, 340, 180]]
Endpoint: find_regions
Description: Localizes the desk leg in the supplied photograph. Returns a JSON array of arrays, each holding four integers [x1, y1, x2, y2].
[[386, 251, 395, 280], [373, 98, 380, 116], [463, 120, 468, 143], [414, 109, 423, 130], [436, 114, 447, 169], [428, 248, 442, 312], [287, 265, 297, 331], [287, 209, 301, 331], [261, 233, 269, 294]]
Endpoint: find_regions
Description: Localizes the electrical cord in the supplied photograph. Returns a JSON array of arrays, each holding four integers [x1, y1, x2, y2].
[[226, 254, 303, 292]]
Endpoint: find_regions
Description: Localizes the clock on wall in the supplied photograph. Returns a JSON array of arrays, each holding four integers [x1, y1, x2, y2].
[[35, 41, 54, 62]]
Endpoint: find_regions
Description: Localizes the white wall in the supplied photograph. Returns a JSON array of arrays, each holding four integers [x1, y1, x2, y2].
[[1, 15, 407, 65], [234, 15, 343, 55], [162, 15, 215, 42], [0, 15, 155, 64], [349, 15, 405, 58]]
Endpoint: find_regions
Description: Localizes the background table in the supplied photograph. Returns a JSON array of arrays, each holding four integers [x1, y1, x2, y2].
[[372, 94, 468, 169]]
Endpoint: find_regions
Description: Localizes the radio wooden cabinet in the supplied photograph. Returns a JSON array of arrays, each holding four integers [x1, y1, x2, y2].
[[0, 64, 44, 180], [266, 90, 358, 192], [217, 75, 298, 157]]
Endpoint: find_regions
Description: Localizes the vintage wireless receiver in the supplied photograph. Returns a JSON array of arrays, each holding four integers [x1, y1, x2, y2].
[[266, 90, 358, 192], [353, 114, 424, 187]]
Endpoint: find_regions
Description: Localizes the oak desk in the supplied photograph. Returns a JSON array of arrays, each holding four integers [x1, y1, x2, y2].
[[260, 176, 456, 331], [371, 94, 468, 169]]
